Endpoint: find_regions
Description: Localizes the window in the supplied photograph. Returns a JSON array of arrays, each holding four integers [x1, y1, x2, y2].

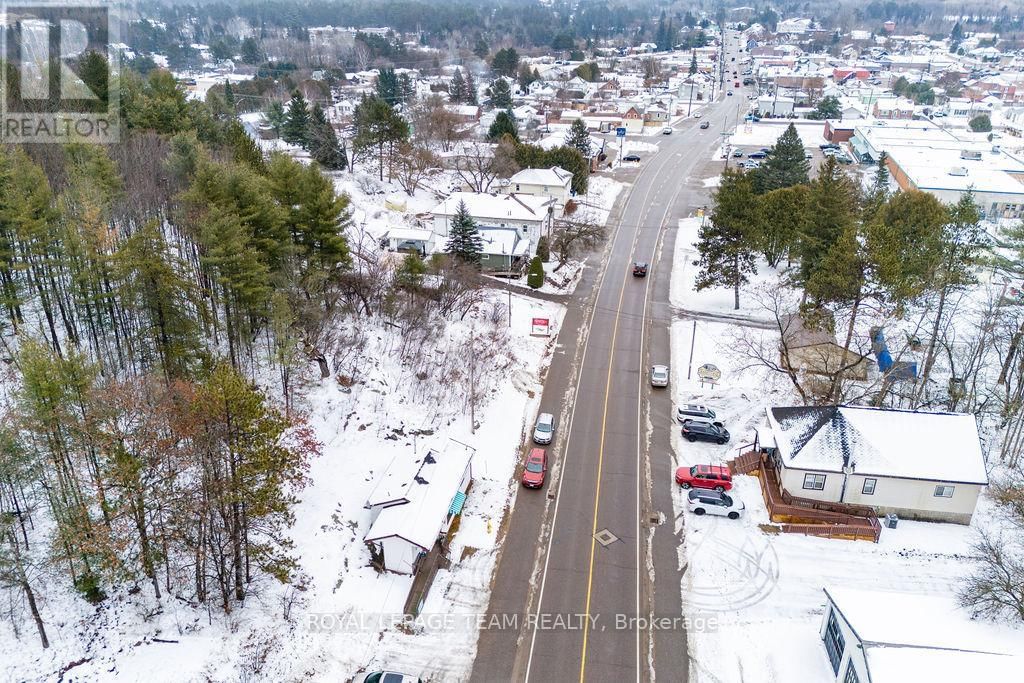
[[823, 609, 845, 674], [934, 485, 955, 498], [843, 661, 861, 683], [861, 478, 877, 495], [803, 473, 826, 491]]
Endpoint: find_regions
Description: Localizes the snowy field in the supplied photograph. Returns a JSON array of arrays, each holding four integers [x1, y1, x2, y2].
[[666, 214, 1024, 682]]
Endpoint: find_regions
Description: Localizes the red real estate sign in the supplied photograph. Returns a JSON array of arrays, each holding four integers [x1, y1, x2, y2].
[[531, 317, 551, 336]]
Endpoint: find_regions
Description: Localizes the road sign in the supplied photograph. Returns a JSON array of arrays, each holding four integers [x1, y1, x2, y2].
[[697, 363, 721, 382], [616, 127, 626, 137], [531, 317, 551, 336]]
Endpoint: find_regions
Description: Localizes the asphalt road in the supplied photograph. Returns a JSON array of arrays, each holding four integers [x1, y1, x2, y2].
[[471, 34, 749, 683]]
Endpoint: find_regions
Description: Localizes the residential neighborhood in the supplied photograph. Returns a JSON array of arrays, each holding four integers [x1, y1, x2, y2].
[[3, 2, 1024, 683]]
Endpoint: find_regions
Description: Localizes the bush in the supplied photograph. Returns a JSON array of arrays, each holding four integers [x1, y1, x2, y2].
[[564, 199, 578, 215], [526, 255, 545, 289], [536, 236, 550, 262], [969, 114, 992, 133]]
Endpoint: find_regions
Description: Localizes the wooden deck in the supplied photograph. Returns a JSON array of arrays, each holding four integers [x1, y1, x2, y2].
[[733, 451, 881, 543]]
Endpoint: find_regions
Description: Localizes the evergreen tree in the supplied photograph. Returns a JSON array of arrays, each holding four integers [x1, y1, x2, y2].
[[752, 123, 810, 194], [488, 109, 519, 142], [807, 96, 841, 120], [488, 78, 513, 108], [565, 118, 592, 157], [116, 220, 202, 379], [695, 169, 758, 309], [464, 70, 478, 105], [352, 95, 410, 180], [473, 37, 490, 60], [449, 69, 467, 103], [308, 104, 347, 171], [689, 50, 698, 75], [265, 100, 287, 136], [223, 80, 235, 113], [376, 67, 401, 104], [241, 36, 262, 64], [491, 48, 520, 77], [798, 156, 860, 289], [752, 185, 810, 267], [445, 201, 484, 266], [282, 91, 311, 148], [526, 255, 545, 288]]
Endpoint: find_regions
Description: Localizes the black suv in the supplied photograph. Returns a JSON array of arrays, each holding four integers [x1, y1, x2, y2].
[[633, 262, 648, 277], [681, 421, 731, 444]]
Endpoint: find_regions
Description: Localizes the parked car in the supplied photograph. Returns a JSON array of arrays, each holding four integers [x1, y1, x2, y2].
[[687, 489, 744, 519], [748, 151, 767, 159], [681, 421, 731, 444], [732, 149, 744, 158], [675, 404, 723, 426], [819, 142, 840, 151], [662, 126, 674, 135], [727, 91, 733, 96], [650, 364, 669, 387], [700, 121, 710, 129], [804, 151, 813, 159], [357, 672, 423, 683], [632, 261, 648, 277], [675, 464, 733, 491], [740, 160, 760, 169], [623, 153, 641, 162], [694, 112, 703, 118], [521, 448, 548, 488], [533, 412, 555, 444]]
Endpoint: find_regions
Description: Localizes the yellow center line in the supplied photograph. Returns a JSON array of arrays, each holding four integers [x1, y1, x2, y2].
[[577, 260, 631, 683]]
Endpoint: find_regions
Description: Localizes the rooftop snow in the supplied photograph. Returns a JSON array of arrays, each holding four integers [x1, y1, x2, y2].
[[767, 406, 988, 483], [824, 587, 1022, 680], [364, 442, 474, 550], [430, 192, 554, 222], [508, 166, 572, 187]]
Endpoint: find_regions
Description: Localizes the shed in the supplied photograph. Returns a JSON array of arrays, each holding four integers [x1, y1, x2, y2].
[[364, 442, 474, 574]]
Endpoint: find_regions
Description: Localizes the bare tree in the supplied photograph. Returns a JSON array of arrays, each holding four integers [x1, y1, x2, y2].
[[429, 258, 487, 319], [550, 211, 606, 270], [410, 95, 468, 153], [959, 529, 1024, 622], [395, 142, 440, 195], [451, 141, 499, 193]]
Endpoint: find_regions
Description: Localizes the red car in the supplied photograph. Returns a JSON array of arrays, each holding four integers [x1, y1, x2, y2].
[[675, 464, 733, 492], [522, 448, 548, 488]]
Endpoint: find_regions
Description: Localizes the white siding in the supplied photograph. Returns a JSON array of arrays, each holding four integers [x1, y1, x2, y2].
[[378, 536, 425, 575], [844, 475, 982, 524], [779, 466, 844, 502], [819, 601, 869, 682]]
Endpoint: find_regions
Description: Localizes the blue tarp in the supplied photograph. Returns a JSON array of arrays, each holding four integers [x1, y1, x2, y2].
[[448, 490, 467, 516]]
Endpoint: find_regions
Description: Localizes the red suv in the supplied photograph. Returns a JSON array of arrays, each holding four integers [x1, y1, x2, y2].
[[675, 464, 733, 492], [522, 448, 548, 488]]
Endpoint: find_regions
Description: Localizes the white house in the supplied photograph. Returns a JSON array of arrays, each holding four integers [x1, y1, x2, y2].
[[761, 406, 988, 524], [505, 166, 573, 209], [429, 191, 555, 260], [363, 442, 474, 575], [820, 586, 1021, 682]]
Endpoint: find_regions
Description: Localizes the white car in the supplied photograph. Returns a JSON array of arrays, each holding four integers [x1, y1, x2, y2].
[[676, 404, 724, 426], [741, 160, 760, 169], [694, 112, 703, 119], [687, 489, 745, 519], [356, 672, 423, 683], [533, 412, 555, 444], [662, 126, 674, 135], [650, 364, 669, 387]]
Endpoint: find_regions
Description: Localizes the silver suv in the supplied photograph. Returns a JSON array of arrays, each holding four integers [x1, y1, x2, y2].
[[675, 404, 724, 427], [533, 412, 555, 444]]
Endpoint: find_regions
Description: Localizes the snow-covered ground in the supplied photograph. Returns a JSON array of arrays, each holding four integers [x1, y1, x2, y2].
[[1, 289, 565, 683], [0, 130, 589, 680], [667, 214, 1024, 682]]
